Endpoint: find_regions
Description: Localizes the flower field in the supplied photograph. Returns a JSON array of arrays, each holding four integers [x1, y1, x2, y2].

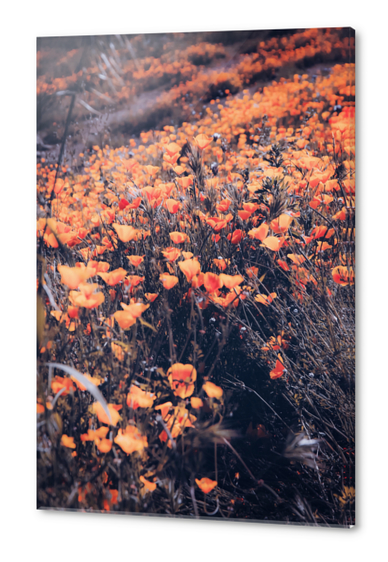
[[37, 28, 355, 526]]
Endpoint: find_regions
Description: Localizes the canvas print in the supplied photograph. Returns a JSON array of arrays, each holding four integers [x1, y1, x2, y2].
[[37, 28, 355, 526]]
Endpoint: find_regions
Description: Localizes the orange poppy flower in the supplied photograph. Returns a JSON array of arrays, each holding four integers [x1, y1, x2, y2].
[[332, 266, 355, 286], [165, 199, 181, 214], [203, 381, 223, 399], [91, 402, 121, 426], [219, 274, 244, 289], [228, 229, 243, 244], [125, 275, 145, 288], [194, 134, 213, 150], [160, 273, 179, 289], [162, 247, 181, 262], [195, 478, 217, 494], [213, 258, 228, 271], [246, 266, 259, 278], [287, 254, 306, 265], [169, 231, 188, 244], [98, 268, 127, 286], [127, 385, 155, 409], [37, 402, 45, 414], [316, 241, 332, 252], [177, 176, 194, 190], [178, 258, 201, 282], [167, 363, 197, 399], [145, 292, 158, 302], [182, 251, 193, 259], [120, 302, 149, 317], [255, 292, 277, 305], [203, 272, 223, 293], [191, 397, 204, 409], [261, 236, 285, 252], [270, 355, 286, 380], [238, 210, 252, 221], [57, 264, 95, 289], [270, 214, 293, 234], [140, 475, 157, 492], [113, 223, 139, 242], [155, 401, 173, 419], [114, 425, 148, 455], [51, 375, 76, 396], [164, 142, 181, 157], [113, 311, 137, 330], [248, 222, 269, 241], [96, 439, 112, 453], [277, 259, 290, 271], [69, 284, 105, 309], [61, 434, 76, 449], [127, 255, 145, 267], [217, 199, 231, 213]]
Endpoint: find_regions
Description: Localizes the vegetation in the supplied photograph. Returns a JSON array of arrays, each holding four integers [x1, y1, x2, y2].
[[37, 27, 355, 526]]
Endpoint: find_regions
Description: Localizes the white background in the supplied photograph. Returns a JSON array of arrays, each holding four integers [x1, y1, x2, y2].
[[1, 2, 386, 560]]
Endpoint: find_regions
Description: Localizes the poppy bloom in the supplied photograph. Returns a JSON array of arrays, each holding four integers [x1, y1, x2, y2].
[[203, 272, 223, 293], [213, 258, 228, 271], [114, 425, 148, 455], [195, 478, 217, 494], [164, 142, 181, 157], [127, 385, 155, 409], [162, 247, 181, 262], [178, 258, 201, 282], [191, 397, 204, 409], [158, 405, 196, 447], [165, 199, 181, 214], [91, 402, 121, 427], [217, 199, 231, 213], [270, 214, 293, 234], [69, 283, 105, 309], [121, 302, 149, 317], [203, 381, 223, 399], [127, 255, 144, 267], [248, 222, 269, 241], [87, 260, 110, 273], [57, 264, 95, 289], [96, 439, 112, 453], [167, 363, 197, 399], [255, 292, 277, 305], [160, 273, 179, 290], [145, 293, 158, 302], [125, 275, 145, 288], [182, 251, 193, 260], [140, 475, 157, 492], [287, 254, 306, 265], [270, 356, 286, 380], [194, 134, 212, 150], [113, 311, 137, 330], [277, 259, 290, 271], [119, 198, 130, 210], [261, 236, 285, 252], [98, 268, 128, 286], [61, 434, 76, 449], [219, 274, 244, 289], [246, 266, 259, 278], [113, 223, 139, 242], [169, 231, 188, 244], [228, 229, 243, 244], [332, 266, 355, 286]]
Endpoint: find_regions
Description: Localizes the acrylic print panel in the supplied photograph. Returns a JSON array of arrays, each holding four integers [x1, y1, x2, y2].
[[37, 28, 355, 526]]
